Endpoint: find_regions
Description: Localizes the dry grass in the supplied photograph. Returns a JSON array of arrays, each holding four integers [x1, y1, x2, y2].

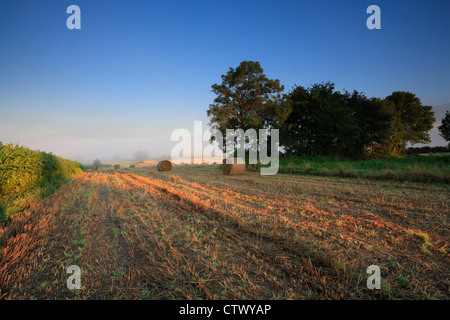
[[0, 165, 448, 300]]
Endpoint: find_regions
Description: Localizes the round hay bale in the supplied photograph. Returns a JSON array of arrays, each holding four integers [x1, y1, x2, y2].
[[130, 164, 136, 168], [157, 160, 172, 172], [221, 158, 246, 175], [114, 164, 120, 169]]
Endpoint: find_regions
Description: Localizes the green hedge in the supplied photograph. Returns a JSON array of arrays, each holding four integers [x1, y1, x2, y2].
[[0, 143, 84, 221]]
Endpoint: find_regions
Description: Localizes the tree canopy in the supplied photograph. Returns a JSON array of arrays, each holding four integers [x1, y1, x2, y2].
[[280, 82, 356, 156], [383, 91, 435, 153], [93, 159, 102, 167], [438, 110, 450, 142], [207, 61, 437, 159], [280, 83, 394, 157], [207, 61, 289, 132]]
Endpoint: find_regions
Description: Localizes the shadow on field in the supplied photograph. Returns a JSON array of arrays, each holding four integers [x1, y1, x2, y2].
[[1, 170, 448, 300]]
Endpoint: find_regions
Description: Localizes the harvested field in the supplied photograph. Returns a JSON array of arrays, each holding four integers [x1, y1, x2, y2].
[[0, 165, 448, 299]]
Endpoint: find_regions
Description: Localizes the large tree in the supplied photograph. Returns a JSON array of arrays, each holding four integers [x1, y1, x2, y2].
[[207, 61, 288, 132], [345, 90, 394, 156], [93, 159, 102, 167], [438, 110, 450, 142], [383, 91, 435, 154], [280, 82, 359, 157]]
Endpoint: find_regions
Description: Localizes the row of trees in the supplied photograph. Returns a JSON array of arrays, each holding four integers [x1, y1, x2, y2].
[[207, 61, 441, 158], [407, 145, 449, 154]]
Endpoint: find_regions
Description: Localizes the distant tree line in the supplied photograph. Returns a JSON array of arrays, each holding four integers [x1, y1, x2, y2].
[[407, 146, 449, 154], [207, 61, 441, 159]]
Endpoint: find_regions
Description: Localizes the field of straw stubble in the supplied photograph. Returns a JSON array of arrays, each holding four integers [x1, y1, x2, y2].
[[0, 165, 448, 300]]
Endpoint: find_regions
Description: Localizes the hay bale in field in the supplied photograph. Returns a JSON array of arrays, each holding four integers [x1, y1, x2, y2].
[[92, 165, 98, 171], [157, 160, 172, 172], [130, 164, 135, 168], [221, 158, 246, 175], [114, 164, 120, 169]]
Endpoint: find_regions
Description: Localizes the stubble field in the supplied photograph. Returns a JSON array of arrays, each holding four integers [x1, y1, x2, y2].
[[0, 165, 448, 299]]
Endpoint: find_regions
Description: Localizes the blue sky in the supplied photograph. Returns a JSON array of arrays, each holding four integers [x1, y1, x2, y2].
[[1, 0, 449, 161]]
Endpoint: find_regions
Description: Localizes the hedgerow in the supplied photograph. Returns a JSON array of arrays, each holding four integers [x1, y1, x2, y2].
[[0, 143, 84, 221]]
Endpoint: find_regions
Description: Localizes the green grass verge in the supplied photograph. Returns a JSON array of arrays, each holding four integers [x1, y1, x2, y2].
[[277, 154, 450, 183]]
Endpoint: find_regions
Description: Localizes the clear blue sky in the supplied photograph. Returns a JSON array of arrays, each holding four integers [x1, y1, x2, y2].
[[1, 0, 449, 161]]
